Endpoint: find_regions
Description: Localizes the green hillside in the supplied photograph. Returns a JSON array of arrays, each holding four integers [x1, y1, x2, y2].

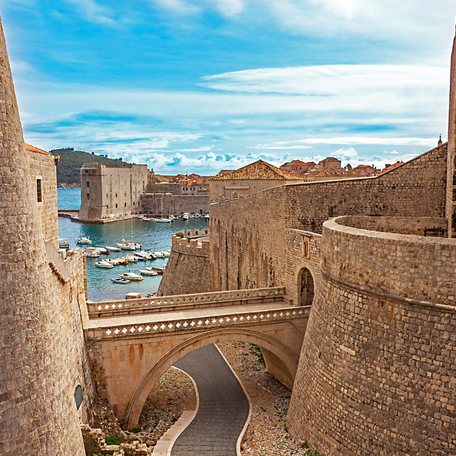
[[51, 148, 131, 187]]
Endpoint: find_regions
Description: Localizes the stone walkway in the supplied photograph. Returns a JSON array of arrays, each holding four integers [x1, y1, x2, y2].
[[171, 344, 250, 456]]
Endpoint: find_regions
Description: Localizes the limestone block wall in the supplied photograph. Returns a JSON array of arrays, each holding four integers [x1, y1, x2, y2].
[[210, 144, 447, 294], [158, 231, 211, 295], [141, 192, 209, 216], [288, 216, 456, 455], [0, 21, 93, 454], [29, 149, 59, 245]]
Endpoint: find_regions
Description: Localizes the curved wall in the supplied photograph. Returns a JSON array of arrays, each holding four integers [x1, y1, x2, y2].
[[288, 216, 456, 455], [158, 232, 211, 295]]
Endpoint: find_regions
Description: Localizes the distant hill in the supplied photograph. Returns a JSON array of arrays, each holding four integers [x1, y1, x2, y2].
[[51, 148, 131, 187]]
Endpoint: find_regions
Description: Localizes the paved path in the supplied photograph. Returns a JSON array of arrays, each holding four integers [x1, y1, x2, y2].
[[171, 344, 250, 456]]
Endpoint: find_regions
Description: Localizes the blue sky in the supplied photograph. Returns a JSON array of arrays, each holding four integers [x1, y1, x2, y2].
[[1, 0, 455, 174]]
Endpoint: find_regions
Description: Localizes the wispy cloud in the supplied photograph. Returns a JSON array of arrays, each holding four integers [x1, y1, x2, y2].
[[65, 0, 119, 27]]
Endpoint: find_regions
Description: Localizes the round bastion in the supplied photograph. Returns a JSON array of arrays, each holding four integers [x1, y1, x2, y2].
[[288, 216, 456, 456]]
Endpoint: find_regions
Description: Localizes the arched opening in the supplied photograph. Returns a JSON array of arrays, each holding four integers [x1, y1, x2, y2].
[[124, 328, 298, 428], [298, 267, 314, 306]]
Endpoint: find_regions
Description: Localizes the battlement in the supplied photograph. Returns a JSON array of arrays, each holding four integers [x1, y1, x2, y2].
[[172, 229, 210, 257]]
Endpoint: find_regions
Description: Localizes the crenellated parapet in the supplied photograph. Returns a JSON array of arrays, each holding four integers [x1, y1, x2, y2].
[[172, 229, 210, 257]]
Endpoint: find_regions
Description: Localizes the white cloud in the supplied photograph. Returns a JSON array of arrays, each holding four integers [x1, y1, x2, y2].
[[65, 0, 119, 26]]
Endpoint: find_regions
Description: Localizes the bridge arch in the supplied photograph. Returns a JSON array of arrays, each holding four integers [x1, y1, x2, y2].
[[124, 327, 299, 427]]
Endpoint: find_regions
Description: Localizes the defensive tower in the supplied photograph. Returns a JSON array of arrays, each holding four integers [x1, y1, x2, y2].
[[447, 28, 456, 236], [0, 20, 86, 454]]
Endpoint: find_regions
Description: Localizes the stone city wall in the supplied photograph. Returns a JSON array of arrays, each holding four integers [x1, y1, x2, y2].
[[29, 148, 59, 245], [0, 20, 92, 455], [158, 230, 211, 296], [288, 216, 456, 455], [141, 192, 209, 216], [210, 144, 447, 294]]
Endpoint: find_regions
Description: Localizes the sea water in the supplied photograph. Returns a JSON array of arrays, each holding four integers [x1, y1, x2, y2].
[[57, 188, 208, 301]]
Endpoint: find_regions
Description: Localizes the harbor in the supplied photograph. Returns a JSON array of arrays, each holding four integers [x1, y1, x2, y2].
[[58, 188, 208, 301]]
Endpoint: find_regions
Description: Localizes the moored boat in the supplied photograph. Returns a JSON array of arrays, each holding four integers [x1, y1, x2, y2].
[[106, 246, 121, 252], [84, 247, 100, 258], [153, 217, 172, 223], [77, 236, 92, 245], [125, 292, 141, 299], [95, 260, 114, 269], [139, 269, 158, 276], [152, 251, 164, 258], [116, 239, 141, 250], [121, 272, 143, 281], [111, 277, 130, 284], [58, 239, 70, 249]]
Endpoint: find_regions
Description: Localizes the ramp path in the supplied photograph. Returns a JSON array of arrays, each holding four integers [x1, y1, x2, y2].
[[170, 344, 250, 456]]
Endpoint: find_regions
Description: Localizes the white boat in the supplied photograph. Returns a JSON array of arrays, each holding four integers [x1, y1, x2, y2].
[[96, 247, 109, 255], [116, 239, 141, 250], [182, 213, 190, 220], [125, 292, 141, 299], [204, 214, 210, 220], [77, 236, 92, 245], [161, 251, 170, 257], [139, 269, 158, 276], [84, 247, 100, 258], [152, 251, 164, 258], [59, 239, 70, 249], [153, 217, 172, 223], [121, 272, 143, 281], [106, 245, 121, 252], [136, 251, 154, 260], [142, 217, 154, 221], [95, 260, 114, 269], [125, 254, 138, 263]]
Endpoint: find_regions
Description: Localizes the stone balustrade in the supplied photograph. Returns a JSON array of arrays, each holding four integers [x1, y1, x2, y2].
[[85, 305, 309, 340], [87, 287, 286, 318]]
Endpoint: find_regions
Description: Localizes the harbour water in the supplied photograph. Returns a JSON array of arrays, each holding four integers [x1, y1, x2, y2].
[[57, 188, 208, 301]]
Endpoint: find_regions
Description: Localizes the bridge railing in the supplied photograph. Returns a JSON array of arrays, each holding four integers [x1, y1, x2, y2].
[[87, 287, 286, 319], [85, 305, 310, 340]]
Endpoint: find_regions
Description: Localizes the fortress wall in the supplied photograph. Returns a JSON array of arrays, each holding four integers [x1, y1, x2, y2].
[[158, 234, 211, 295], [0, 21, 92, 454], [285, 143, 447, 232], [337, 215, 447, 236], [29, 150, 59, 245], [141, 192, 209, 216], [288, 217, 456, 456], [210, 144, 447, 294], [210, 184, 288, 291]]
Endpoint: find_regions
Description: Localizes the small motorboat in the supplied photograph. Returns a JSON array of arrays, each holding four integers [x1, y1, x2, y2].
[[58, 239, 70, 249], [77, 236, 92, 245], [161, 251, 171, 257], [106, 246, 121, 252], [125, 292, 141, 299], [96, 247, 109, 255], [116, 240, 141, 250], [152, 251, 164, 258], [182, 213, 190, 220], [153, 217, 172, 223], [204, 214, 210, 220], [139, 269, 158, 276], [136, 251, 154, 260], [121, 272, 143, 281], [125, 254, 138, 263], [108, 257, 129, 266], [146, 267, 164, 275], [95, 260, 114, 269], [84, 248, 100, 258], [111, 277, 130, 284]]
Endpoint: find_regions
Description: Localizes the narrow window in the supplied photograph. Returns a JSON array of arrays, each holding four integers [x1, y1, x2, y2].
[[87, 193, 90, 200], [86, 181, 90, 188], [36, 178, 42, 203]]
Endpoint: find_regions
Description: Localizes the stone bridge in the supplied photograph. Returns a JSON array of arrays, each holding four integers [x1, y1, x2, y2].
[[84, 287, 310, 427]]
